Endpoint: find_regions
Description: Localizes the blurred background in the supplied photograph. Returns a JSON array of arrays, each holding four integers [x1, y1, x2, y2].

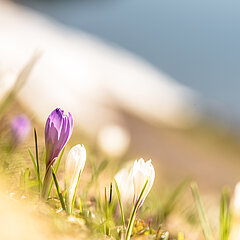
[[1, 0, 240, 189], [1, 1, 240, 238], [14, 0, 240, 122]]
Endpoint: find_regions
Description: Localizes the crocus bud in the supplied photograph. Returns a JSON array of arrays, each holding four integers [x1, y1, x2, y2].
[[11, 114, 31, 146], [132, 158, 155, 208], [65, 144, 86, 214], [45, 108, 73, 168], [42, 108, 73, 199], [115, 167, 134, 205]]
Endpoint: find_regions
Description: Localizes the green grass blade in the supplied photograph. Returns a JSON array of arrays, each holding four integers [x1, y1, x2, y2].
[[55, 147, 65, 171], [191, 182, 214, 240], [96, 160, 109, 178], [47, 147, 65, 198], [34, 128, 41, 190], [85, 159, 109, 195], [220, 188, 230, 240], [28, 148, 37, 174], [71, 170, 82, 214], [109, 182, 113, 206], [77, 197, 83, 213], [34, 128, 39, 174], [51, 166, 66, 211], [114, 179, 125, 229], [105, 186, 110, 235], [24, 168, 30, 193], [163, 178, 190, 219]]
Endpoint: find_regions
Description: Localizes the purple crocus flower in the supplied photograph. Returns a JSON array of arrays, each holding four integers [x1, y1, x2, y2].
[[42, 108, 73, 199], [11, 114, 31, 146], [45, 108, 73, 168]]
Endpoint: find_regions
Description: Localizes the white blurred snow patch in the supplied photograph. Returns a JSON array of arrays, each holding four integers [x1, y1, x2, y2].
[[97, 124, 130, 158], [230, 182, 240, 240], [0, 1, 200, 134]]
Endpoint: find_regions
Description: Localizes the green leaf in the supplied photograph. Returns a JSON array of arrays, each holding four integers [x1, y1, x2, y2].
[[126, 179, 149, 240], [99, 159, 109, 171], [47, 147, 65, 198], [71, 170, 82, 215], [85, 159, 109, 195], [114, 179, 125, 229], [191, 182, 214, 240], [96, 160, 109, 179], [51, 166, 66, 211], [109, 182, 113, 206], [220, 188, 231, 240], [76, 197, 82, 213], [24, 168, 30, 193], [163, 178, 190, 219], [34, 128, 41, 191], [28, 148, 37, 174], [105, 186, 110, 236]]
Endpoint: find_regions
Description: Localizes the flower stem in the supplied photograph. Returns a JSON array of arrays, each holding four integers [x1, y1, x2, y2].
[[126, 179, 148, 240], [41, 165, 52, 199]]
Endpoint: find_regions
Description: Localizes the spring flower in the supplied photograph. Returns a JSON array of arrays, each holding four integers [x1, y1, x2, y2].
[[42, 108, 73, 199], [65, 144, 86, 214], [114, 167, 134, 204], [132, 158, 155, 208], [45, 108, 73, 168], [11, 114, 31, 146], [125, 158, 155, 240]]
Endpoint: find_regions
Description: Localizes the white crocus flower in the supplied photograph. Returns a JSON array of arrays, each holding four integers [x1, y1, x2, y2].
[[125, 158, 155, 240], [115, 167, 134, 205], [65, 144, 86, 214], [132, 158, 155, 208]]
